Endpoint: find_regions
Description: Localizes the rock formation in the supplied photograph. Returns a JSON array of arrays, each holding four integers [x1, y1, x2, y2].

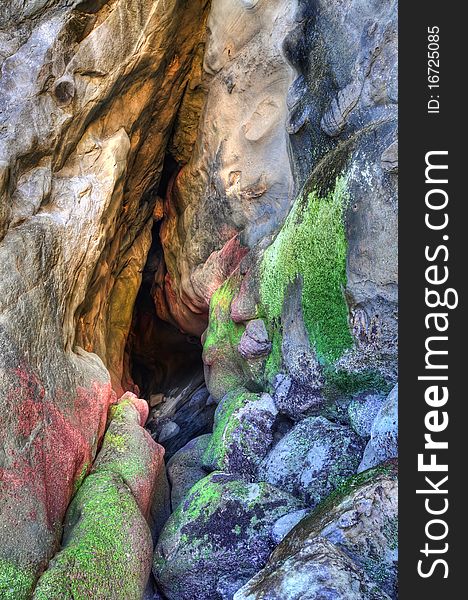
[[0, 0, 398, 598]]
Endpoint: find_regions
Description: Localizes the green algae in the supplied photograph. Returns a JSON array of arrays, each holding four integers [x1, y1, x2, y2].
[[33, 398, 153, 599], [104, 431, 127, 452], [203, 389, 250, 468], [260, 177, 352, 370], [108, 397, 134, 422], [264, 327, 282, 382], [0, 559, 36, 600]]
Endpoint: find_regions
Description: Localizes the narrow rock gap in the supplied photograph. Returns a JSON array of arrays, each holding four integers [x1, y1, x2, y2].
[[125, 154, 215, 463]]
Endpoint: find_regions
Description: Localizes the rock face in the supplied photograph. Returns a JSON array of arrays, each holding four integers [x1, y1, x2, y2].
[[167, 434, 211, 510], [234, 464, 397, 600], [0, 1, 209, 593], [258, 416, 364, 507], [159, 0, 298, 336], [359, 385, 398, 472], [202, 388, 278, 478], [1, 0, 397, 597], [153, 472, 304, 600], [234, 536, 391, 600]]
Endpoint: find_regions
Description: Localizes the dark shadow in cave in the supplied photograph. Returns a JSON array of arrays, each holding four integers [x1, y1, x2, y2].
[[126, 155, 216, 462]]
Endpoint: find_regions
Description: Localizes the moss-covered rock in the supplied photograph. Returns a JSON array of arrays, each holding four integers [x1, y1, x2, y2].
[[0, 559, 36, 600], [233, 536, 391, 600], [271, 462, 398, 598], [32, 472, 153, 600], [92, 393, 164, 518], [202, 277, 249, 400], [153, 472, 304, 600], [32, 393, 165, 599], [202, 388, 277, 478], [258, 416, 364, 507], [259, 177, 352, 378]]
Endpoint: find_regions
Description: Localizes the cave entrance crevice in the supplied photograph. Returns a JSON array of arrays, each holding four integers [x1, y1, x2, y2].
[[124, 154, 215, 461]]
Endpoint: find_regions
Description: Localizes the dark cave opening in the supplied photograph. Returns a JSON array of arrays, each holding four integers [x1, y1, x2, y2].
[[125, 155, 215, 461]]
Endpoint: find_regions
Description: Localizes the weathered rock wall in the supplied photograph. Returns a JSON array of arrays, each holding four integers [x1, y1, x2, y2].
[[0, 0, 209, 594], [0, 0, 397, 598]]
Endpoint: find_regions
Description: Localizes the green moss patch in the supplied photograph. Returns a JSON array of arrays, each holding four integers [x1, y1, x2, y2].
[[0, 560, 36, 600], [323, 367, 392, 400], [203, 277, 245, 357], [33, 472, 150, 600], [260, 177, 352, 368]]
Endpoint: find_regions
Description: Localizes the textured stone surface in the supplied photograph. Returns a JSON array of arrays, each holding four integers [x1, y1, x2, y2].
[[0, 0, 209, 593], [32, 394, 165, 599], [348, 393, 386, 438], [258, 416, 364, 507], [153, 472, 304, 600], [359, 385, 398, 472], [238, 319, 271, 360], [271, 509, 309, 544], [147, 382, 216, 460], [159, 0, 298, 335], [1, 1, 398, 597], [269, 463, 398, 598], [202, 389, 277, 478], [233, 536, 390, 600], [234, 464, 397, 600], [167, 434, 211, 510]]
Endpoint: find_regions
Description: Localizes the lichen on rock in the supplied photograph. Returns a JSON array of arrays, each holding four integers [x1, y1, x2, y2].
[[153, 472, 304, 600]]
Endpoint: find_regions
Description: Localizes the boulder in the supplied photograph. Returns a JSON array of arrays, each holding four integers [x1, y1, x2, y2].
[[167, 434, 212, 510], [234, 463, 397, 600], [268, 463, 398, 598], [148, 383, 216, 460], [33, 394, 165, 599], [233, 537, 390, 600], [271, 509, 308, 544], [348, 393, 386, 438], [202, 389, 277, 478], [258, 416, 364, 506], [238, 319, 271, 359], [358, 385, 398, 472], [153, 472, 304, 600]]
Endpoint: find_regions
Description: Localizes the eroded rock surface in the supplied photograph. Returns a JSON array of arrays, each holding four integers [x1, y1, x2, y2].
[[258, 416, 364, 507], [32, 393, 165, 599], [1, 0, 398, 598], [153, 472, 304, 600], [359, 384, 398, 472], [167, 434, 211, 510], [234, 463, 397, 600], [0, 1, 209, 593], [159, 0, 298, 335], [202, 388, 277, 478]]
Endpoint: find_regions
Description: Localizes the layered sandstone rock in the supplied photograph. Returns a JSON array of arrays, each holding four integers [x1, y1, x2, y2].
[[159, 0, 298, 336]]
